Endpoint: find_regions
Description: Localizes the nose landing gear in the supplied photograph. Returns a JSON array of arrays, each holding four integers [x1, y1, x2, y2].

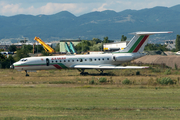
[[25, 70, 29, 76]]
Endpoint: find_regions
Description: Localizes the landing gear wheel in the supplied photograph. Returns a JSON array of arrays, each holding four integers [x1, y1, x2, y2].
[[80, 72, 88, 75], [96, 69, 104, 75], [25, 70, 29, 77]]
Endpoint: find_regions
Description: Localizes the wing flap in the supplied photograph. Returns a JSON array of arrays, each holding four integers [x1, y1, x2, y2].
[[73, 65, 149, 69]]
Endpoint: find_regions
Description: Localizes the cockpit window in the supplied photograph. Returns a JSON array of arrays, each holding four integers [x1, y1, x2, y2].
[[20, 59, 28, 62]]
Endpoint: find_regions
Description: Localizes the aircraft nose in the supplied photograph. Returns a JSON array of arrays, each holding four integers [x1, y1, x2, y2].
[[10, 64, 14, 69]]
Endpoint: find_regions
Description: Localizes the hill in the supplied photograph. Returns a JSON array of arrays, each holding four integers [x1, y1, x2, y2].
[[0, 5, 180, 43]]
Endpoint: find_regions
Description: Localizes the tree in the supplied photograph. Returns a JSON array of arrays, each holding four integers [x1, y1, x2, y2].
[[121, 35, 127, 41], [8, 45, 17, 52], [175, 35, 180, 51], [34, 45, 44, 53], [89, 43, 102, 51], [103, 37, 111, 43], [91, 38, 101, 44], [21, 45, 33, 53], [144, 43, 169, 51], [14, 49, 30, 61], [75, 40, 91, 53], [41, 51, 52, 56], [0, 54, 15, 68], [54, 43, 60, 52]]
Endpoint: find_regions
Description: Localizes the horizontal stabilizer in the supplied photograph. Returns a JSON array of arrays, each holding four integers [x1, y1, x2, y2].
[[130, 31, 173, 35]]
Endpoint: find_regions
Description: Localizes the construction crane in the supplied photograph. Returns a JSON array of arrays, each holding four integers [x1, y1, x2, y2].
[[34, 37, 55, 53]]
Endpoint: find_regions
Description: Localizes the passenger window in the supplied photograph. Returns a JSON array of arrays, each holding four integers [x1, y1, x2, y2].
[[68, 60, 70, 62], [64, 60, 66, 62], [60, 60, 61, 62], [72, 60, 74, 62], [85, 59, 87, 61], [77, 59, 79, 62], [52, 61, 54, 63], [102, 58, 104, 60], [56, 61, 57, 63], [107, 58, 109, 60], [89, 58, 92, 61], [98, 58, 100, 61], [80, 59, 83, 62], [94, 59, 96, 61]]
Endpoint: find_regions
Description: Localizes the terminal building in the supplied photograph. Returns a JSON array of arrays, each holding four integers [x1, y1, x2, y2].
[[59, 40, 81, 54]]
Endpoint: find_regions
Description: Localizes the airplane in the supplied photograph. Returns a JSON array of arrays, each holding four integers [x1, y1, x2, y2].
[[10, 31, 172, 76]]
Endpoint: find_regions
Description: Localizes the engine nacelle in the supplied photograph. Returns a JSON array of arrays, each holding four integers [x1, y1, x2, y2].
[[113, 55, 133, 62], [112, 53, 144, 62]]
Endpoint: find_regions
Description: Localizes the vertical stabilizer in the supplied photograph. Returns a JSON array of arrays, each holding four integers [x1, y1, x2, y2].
[[119, 32, 172, 53]]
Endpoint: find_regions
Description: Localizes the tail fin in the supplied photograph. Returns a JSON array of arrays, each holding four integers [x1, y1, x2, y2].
[[119, 32, 172, 53]]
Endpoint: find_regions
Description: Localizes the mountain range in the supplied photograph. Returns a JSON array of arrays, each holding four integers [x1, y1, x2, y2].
[[0, 4, 180, 43]]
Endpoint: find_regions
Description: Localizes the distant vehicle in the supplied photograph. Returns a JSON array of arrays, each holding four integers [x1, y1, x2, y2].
[[34, 37, 55, 53], [10, 31, 172, 76], [176, 51, 180, 55], [0, 52, 14, 55]]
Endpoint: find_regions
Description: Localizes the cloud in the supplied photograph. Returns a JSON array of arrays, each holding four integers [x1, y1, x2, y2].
[[92, 3, 108, 12], [0, 0, 180, 16], [0, 2, 22, 16], [0, 2, 86, 16], [38, 3, 77, 15]]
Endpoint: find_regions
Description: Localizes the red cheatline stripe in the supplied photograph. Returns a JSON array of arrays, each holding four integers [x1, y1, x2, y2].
[[53, 64, 63, 69], [133, 35, 149, 52]]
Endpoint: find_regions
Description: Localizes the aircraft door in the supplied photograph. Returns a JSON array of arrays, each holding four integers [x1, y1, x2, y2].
[[112, 56, 116, 61], [46, 58, 50, 66]]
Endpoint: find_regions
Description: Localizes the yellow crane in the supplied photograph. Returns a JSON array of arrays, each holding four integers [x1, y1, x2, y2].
[[34, 37, 55, 53]]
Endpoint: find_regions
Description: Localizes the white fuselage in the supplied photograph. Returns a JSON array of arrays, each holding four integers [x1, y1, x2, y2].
[[13, 53, 145, 71]]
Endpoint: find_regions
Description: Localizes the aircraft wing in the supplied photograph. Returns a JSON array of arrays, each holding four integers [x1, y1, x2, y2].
[[73, 65, 149, 69]]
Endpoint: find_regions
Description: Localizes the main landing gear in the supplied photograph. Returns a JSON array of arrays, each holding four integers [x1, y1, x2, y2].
[[78, 69, 89, 75], [77, 69, 105, 75], [96, 69, 104, 75], [25, 70, 29, 76]]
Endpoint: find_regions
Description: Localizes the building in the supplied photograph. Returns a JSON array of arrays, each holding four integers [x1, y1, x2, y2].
[[165, 40, 176, 50], [59, 40, 81, 54]]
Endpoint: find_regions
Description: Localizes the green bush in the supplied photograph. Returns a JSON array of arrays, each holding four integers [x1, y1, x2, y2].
[[157, 77, 174, 85], [136, 71, 140, 75], [122, 78, 131, 85], [150, 67, 161, 73], [89, 80, 94, 84], [164, 69, 171, 75], [175, 63, 178, 70], [99, 77, 107, 83]]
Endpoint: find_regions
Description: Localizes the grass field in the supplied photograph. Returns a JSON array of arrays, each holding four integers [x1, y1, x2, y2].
[[0, 68, 180, 119]]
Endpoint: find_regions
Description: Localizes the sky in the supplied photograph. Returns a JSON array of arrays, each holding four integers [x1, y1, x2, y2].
[[0, 0, 180, 16]]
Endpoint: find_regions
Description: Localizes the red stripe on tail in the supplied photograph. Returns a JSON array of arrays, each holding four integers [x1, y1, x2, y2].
[[133, 35, 149, 52]]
